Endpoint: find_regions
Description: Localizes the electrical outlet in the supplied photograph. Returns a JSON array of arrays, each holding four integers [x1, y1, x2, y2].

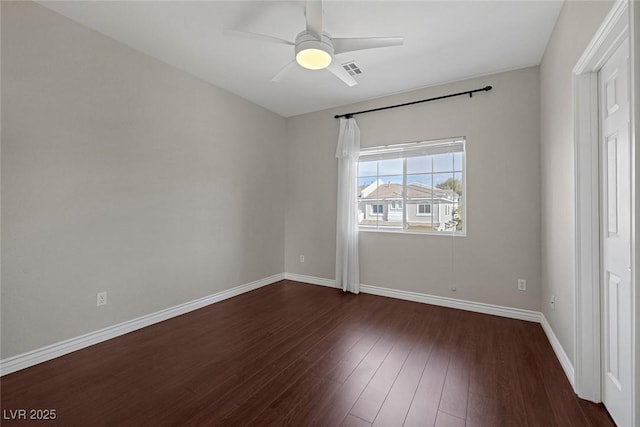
[[299, 255, 305, 263], [97, 291, 107, 306], [518, 279, 527, 291], [550, 295, 555, 311]]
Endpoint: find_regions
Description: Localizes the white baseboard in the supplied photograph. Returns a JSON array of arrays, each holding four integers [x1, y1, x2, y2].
[[284, 272, 338, 288], [0, 273, 284, 376], [540, 313, 576, 389], [359, 283, 541, 322], [284, 273, 540, 322]]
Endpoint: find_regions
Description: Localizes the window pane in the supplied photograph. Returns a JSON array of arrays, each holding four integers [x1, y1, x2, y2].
[[406, 173, 431, 187], [359, 198, 382, 228], [406, 174, 433, 232], [433, 153, 454, 173], [377, 175, 403, 187], [407, 155, 432, 174], [433, 172, 455, 190], [358, 177, 378, 187], [378, 158, 403, 175], [358, 176, 379, 229], [453, 152, 464, 171], [432, 173, 458, 232], [358, 160, 378, 178], [453, 172, 463, 192], [377, 175, 403, 230], [452, 172, 463, 232]]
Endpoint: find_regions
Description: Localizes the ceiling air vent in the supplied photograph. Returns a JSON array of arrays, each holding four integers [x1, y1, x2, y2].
[[342, 61, 362, 76]]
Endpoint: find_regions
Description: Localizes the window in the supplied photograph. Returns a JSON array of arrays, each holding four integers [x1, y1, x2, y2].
[[357, 137, 465, 234], [417, 203, 431, 215]]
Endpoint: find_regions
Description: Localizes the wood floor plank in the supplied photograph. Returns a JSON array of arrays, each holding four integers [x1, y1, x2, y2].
[[522, 321, 594, 427], [342, 414, 373, 427], [182, 293, 364, 425], [577, 400, 616, 427], [325, 331, 381, 384], [307, 299, 417, 426], [0, 281, 615, 426], [467, 392, 510, 427], [495, 318, 530, 426], [175, 287, 349, 412], [435, 411, 466, 427], [509, 320, 559, 427], [437, 309, 473, 420], [348, 305, 429, 423], [466, 315, 529, 427], [258, 376, 342, 426], [403, 308, 460, 427], [371, 304, 443, 427], [469, 313, 500, 397], [232, 306, 382, 425], [301, 335, 392, 426]]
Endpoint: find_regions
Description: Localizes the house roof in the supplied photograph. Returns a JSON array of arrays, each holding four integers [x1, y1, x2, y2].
[[359, 181, 456, 201]]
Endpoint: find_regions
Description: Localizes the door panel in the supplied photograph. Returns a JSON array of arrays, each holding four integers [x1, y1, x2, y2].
[[605, 271, 620, 386], [605, 135, 618, 236], [599, 37, 632, 427]]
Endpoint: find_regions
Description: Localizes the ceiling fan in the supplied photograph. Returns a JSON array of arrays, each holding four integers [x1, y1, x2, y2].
[[224, 0, 404, 87]]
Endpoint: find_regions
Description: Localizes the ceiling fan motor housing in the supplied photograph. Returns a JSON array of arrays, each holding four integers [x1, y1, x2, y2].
[[295, 31, 334, 70]]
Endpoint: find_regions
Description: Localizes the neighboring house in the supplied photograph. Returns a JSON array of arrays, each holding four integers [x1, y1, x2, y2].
[[358, 179, 459, 231]]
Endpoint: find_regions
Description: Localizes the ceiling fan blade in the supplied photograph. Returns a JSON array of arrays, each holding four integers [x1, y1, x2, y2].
[[272, 61, 298, 83], [327, 61, 358, 87], [224, 29, 294, 46], [333, 37, 404, 54], [305, 0, 323, 39]]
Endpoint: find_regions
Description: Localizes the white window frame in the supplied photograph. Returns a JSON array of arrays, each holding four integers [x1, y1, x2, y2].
[[416, 203, 432, 216], [371, 204, 384, 215], [389, 200, 403, 210], [358, 137, 466, 236]]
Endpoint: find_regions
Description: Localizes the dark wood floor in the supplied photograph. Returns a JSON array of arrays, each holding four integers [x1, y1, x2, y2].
[[1, 280, 614, 426]]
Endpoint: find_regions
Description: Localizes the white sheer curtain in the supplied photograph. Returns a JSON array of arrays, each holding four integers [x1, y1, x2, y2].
[[335, 118, 360, 294]]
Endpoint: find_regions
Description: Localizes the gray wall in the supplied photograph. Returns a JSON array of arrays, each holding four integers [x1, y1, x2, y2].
[[1, 1, 286, 358], [539, 0, 613, 364], [285, 67, 542, 311]]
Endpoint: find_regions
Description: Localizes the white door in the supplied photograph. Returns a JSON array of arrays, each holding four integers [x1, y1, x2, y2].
[[599, 37, 632, 427]]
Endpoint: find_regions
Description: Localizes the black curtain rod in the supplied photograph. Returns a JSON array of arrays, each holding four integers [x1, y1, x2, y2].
[[334, 85, 493, 119]]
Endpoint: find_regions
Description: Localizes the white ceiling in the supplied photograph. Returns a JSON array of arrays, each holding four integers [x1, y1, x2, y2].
[[38, 1, 563, 117]]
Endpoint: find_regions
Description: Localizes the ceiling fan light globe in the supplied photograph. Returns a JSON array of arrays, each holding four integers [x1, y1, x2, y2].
[[294, 33, 334, 70], [296, 48, 332, 70]]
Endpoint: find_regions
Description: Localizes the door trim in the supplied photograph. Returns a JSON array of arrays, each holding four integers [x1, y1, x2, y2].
[[573, 2, 637, 422], [631, 0, 639, 419]]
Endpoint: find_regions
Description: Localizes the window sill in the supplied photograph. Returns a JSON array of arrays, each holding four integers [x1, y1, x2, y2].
[[358, 228, 467, 237]]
